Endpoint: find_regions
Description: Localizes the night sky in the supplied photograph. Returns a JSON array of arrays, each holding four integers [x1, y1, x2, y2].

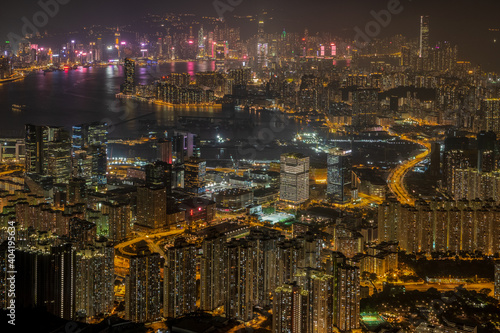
[[1, 0, 500, 71]]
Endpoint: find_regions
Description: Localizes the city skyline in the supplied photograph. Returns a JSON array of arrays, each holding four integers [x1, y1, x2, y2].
[[2, 1, 500, 332]]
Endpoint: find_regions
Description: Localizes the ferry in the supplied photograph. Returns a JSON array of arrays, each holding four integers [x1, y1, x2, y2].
[[12, 104, 27, 112]]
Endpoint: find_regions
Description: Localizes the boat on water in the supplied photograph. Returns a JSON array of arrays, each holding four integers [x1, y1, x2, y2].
[[12, 104, 27, 112]]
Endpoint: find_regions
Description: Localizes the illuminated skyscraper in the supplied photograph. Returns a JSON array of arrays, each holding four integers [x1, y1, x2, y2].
[[224, 238, 256, 322], [122, 58, 135, 95], [197, 26, 205, 59], [17, 242, 76, 320], [280, 153, 310, 205], [200, 231, 226, 311], [334, 264, 360, 331], [125, 248, 162, 323], [327, 148, 352, 204], [419, 15, 430, 59], [88, 144, 107, 187], [25, 124, 71, 182], [273, 283, 309, 333], [184, 157, 207, 194], [75, 238, 114, 320], [164, 237, 197, 318], [145, 160, 172, 192], [114, 27, 121, 57], [215, 41, 225, 72]]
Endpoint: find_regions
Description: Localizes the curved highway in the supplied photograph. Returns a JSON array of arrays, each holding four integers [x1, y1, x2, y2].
[[387, 136, 431, 206]]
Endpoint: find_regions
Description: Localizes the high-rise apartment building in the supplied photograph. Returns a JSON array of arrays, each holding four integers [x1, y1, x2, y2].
[[164, 237, 197, 318], [272, 283, 309, 333], [75, 239, 114, 320], [17, 242, 76, 320], [224, 238, 256, 322], [200, 231, 226, 311], [125, 248, 162, 323]]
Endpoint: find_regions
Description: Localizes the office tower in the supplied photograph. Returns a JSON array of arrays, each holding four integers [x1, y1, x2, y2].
[[145, 160, 172, 192], [419, 15, 430, 60], [481, 99, 500, 136], [17, 243, 76, 320], [256, 18, 268, 68], [25, 125, 71, 178], [327, 148, 352, 204], [184, 157, 207, 194], [72, 122, 108, 151], [200, 231, 226, 311], [173, 132, 196, 163], [136, 186, 167, 230], [351, 88, 379, 128], [197, 26, 205, 59], [495, 262, 500, 300], [164, 238, 197, 318], [72, 122, 108, 187], [172, 165, 185, 189], [122, 58, 135, 95], [157, 138, 173, 164], [215, 41, 225, 72], [101, 202, 130, 241], [224, 238, 256, 322], [273, 283, 309, 333], [280, 153, 310, 205], [72, 150, 93, 185], [125, 248, 162, 323], [47, 141, 72, 184], [75, 239, 114, 320], [88, 144, 107, 187]]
